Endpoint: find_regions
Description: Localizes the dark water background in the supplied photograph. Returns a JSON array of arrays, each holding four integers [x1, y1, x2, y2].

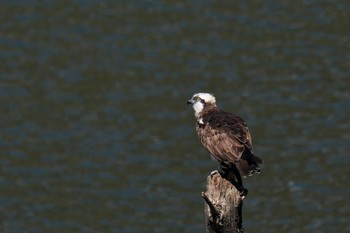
[[1, 1, 349, 232]]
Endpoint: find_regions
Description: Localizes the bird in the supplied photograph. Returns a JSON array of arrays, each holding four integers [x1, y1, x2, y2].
[[187, 93, 262, 193]]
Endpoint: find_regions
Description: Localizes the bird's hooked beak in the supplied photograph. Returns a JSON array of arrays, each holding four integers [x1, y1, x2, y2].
[[187, 99, 195, 106]]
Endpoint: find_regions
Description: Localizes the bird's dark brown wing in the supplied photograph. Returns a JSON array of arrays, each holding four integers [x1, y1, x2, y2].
[[197, 110, 253, 163], [216, 111, 253, 151]]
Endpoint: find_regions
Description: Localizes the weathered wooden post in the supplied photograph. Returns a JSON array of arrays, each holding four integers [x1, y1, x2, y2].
[[202, 170, 245, 233]]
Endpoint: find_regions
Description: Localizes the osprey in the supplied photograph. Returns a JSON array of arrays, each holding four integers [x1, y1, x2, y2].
[[187, 93, 263, 180]]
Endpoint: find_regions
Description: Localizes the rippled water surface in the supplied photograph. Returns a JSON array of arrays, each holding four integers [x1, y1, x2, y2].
[[1, 1, 349, 233]]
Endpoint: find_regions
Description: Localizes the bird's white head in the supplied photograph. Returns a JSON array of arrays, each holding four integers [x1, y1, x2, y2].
[[187, 93, 216, 117]]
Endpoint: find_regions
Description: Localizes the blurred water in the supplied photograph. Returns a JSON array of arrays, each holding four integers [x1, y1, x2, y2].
[[1, 1, 349, 233]]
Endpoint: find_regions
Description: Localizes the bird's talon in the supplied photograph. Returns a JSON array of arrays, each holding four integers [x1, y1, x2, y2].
[[239, 188, 248, 198], [210, 170, 218, 176]]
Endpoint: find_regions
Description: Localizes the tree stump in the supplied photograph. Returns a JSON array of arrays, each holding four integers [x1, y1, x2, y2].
[[202, 170, 244, 233]]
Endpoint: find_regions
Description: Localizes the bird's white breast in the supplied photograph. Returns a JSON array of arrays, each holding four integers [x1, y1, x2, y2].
[[198, 118, 204, 124]]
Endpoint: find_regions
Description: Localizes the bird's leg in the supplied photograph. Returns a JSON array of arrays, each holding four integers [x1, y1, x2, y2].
[[218, 161, 231, 177], [218, 162, 248, 198], [231, 165, 248, 198]]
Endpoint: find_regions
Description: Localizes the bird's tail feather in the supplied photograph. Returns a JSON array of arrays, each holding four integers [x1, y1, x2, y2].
[[235, 154, 263, 177]]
